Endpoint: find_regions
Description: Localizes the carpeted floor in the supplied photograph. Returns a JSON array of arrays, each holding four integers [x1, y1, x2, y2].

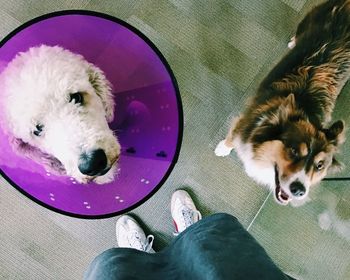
[[0, 1, 349, 279]]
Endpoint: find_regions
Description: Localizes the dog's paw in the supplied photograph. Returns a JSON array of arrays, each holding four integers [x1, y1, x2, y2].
[[288, 36, 296, 49], [94, 165, 117, 184], [215, 140, 233, 157]]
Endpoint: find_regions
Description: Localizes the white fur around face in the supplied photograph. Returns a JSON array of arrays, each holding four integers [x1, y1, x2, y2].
[[215, 134, 276, 189], [2, 45, 120, 183], [233, 137, 310, 206], [217, 126, 313, 206], [94, 164, 118, 185], [233, 137, 276, 189]]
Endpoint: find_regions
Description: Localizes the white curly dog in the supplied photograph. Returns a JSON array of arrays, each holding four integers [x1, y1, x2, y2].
[[1, 45, 121, 184]]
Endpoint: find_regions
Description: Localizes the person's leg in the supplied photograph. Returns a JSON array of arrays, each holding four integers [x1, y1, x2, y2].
[[84, 215, 155, 280], [169, 190, 287, 279], [85, 191, 288, 280], [84, 190, 203, 280], [164, 212, 288, 280]]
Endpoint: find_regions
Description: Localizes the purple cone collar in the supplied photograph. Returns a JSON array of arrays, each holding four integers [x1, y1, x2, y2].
[[0, 11, 182, 218]]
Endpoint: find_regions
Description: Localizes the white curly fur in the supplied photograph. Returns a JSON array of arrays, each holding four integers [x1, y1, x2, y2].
[[1, 45, 120, 184]]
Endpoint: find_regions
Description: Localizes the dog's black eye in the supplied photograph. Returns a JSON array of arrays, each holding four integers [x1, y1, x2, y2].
[[33, 124, 44, 137], [69, 92, 84, 105], [315, 160, 325, 171], [290, 147, 299, 157]]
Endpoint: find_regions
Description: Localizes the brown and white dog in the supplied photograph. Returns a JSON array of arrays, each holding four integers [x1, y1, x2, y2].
[[215, 0, 348, 206]]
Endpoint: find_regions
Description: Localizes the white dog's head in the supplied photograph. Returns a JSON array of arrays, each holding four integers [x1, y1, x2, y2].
[[1, 45, 120, 183]]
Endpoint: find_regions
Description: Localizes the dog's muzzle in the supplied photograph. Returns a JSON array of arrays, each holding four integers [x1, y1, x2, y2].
[[289, 181, 306, 197], [78, 149, 110, 176]]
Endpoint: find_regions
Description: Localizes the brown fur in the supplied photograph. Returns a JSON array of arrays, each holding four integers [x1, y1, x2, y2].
[[219, 0, 349, 205]]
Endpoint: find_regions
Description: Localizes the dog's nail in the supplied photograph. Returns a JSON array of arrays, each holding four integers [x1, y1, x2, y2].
[[126, 147, 136, 154], [156, 151, 167, 158]]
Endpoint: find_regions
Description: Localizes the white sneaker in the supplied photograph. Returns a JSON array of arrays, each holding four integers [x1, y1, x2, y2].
[[171, 190, 202, 236], [116, 215, 155, 253]]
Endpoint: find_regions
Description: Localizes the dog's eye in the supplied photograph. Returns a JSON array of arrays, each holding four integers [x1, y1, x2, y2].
[[315, 160, 325, 171], [33, 124, 44, 137], [290, 147, 299, 157], [69, 92, 84, 105]]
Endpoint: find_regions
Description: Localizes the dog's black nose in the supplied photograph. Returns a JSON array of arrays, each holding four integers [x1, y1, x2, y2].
[[78, 149, 107, 176], [289, 181, 306, 197]]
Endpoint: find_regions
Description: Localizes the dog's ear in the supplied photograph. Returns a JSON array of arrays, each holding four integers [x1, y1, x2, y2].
[[324, 120, 345, 145], [10, 137, 66, 175], [282, 93, 296, 111], [88, 64, 115, 122], [278, 93, 296, 121]]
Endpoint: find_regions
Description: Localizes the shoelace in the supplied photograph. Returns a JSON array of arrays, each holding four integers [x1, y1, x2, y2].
[[173, 207, 202, 236], [128, 231, 154, 252]]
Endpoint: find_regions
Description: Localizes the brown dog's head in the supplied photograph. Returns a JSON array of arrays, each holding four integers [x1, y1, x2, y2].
[[251, 94, 345, 206]]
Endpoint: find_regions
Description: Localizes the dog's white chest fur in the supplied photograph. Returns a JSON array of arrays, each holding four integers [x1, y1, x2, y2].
[[215, 138, 275, 189], [233, 138, 275, 189]]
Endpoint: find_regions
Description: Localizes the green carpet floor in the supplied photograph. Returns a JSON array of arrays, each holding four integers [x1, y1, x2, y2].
[[0, 1, 349, 279]]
